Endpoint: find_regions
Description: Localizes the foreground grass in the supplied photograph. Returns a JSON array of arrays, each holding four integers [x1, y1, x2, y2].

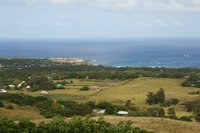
[[102, 116, 200, 133]]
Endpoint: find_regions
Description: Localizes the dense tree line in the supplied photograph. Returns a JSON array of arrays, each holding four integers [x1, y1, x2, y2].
[[1, 58, 200, 88], [0, 116, 152, 133]]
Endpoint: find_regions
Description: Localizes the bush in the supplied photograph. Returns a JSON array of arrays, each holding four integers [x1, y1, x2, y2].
[[97, 101, 116, 114], [0, 116, 153, 133], [80, 86, 90, 91], [163, 99, 179, 107], [182, 74, 200, 88], [5, 105, 14, 110], [147, 107, 165, 117], [0, 100, 4, 107], [193, 104, 200, 122], [167, 107, 177, 119], [179, 116, 192, 122]]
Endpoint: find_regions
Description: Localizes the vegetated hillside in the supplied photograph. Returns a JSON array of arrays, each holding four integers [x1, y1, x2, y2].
[[0, 58, 200, 133], [97, 116, 200, 133], [30, 116, 200, 133]]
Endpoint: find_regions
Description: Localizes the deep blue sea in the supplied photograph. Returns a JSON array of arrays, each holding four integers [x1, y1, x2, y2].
[[0, 39, 200, 68]]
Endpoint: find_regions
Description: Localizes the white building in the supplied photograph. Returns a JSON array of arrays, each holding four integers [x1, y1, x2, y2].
[[93, 109, 106, 115], [0, 89, 7, 93], [9, 85, 15, 89], [17, 83, 22, 88], [41, 91, 49, 95], [26, 86, 31, 89], [117, 111, 129, 115]]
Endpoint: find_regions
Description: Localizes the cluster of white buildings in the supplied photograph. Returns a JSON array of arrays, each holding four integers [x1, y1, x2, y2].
[[93, 109, 129, 116]]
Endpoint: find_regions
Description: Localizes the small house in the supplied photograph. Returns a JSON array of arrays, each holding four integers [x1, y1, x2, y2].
[[93, 109, 106, 115], [91, 85, 101, 91], [26, 86, 31, 89], [56, 84, 64, 89], [117, 111, 129, 116], [17, 83, 22, 88], [0, 89, 7, 93], [9, 85, 15, 89], [41, 91, 49, 95]]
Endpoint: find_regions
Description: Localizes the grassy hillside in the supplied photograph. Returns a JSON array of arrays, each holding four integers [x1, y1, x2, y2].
[[99, 116, 200, 133], [26, 77, 199, 117], [0, 102, 42, 120], [1, 77, 200, 133]]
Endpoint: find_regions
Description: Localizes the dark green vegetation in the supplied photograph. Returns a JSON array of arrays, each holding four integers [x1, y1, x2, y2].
[[182, 99, 200, 122], [0, 93, 134, 118], [0, 116, 152, 133], [0, 92, 198, 122], [146, 88, 165, 105], [28, 76, 56, 91], [0, 58, 200, 90], [80, 86, 90, 91], [182, 74, 200, 88]]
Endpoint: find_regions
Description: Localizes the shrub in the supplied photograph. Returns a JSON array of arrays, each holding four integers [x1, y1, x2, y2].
[[163, 99, 179, 107], [5, 105, 14, 110], [193, 104, 200, 122], [179, 116, 192, 122], [167, 107, 177, 119], [182, 74, 200, 88], [0, 100, 4, 107], [97, 101, 116, 114], [80, 86, 90, 91], [147, 107, 165, 117]]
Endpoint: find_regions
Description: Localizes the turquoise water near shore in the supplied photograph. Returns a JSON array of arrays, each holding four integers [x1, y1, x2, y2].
[[0, 39, 200, 67]]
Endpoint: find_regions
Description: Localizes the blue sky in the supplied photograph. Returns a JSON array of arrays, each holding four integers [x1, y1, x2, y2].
[[1, 0, 200, 39]]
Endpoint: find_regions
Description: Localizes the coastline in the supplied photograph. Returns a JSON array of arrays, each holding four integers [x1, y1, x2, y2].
[[0, 57, 200, 68]]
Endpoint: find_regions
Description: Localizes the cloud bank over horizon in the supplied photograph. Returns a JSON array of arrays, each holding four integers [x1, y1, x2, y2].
[[0, 0, 200, 39], [1, 0, 200, 12]]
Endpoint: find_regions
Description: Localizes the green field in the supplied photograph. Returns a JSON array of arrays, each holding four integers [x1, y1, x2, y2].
[[23, 77, 199, 117]]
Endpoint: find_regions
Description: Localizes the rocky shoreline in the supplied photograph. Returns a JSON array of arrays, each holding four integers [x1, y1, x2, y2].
[[49, 58, 91, 65]]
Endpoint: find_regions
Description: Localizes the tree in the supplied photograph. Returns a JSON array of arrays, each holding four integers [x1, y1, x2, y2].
[[155, 88, 165, 104], [146, 92, 156, 105], [146, 88, 166, 105], [28, 76, 55, 91]]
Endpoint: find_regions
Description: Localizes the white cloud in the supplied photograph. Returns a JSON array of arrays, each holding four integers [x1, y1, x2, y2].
[[89, 0, 138, 11], [24, 0, 39, 5], [155, 19, 183, 27], [136, 19, 183, 28], [15, 20, 39, 27], [155, 19, 169, 27], [1, 0, 200, 12]]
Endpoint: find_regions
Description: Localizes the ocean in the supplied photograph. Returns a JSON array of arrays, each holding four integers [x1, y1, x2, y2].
[[0, 38, 200, 68]]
